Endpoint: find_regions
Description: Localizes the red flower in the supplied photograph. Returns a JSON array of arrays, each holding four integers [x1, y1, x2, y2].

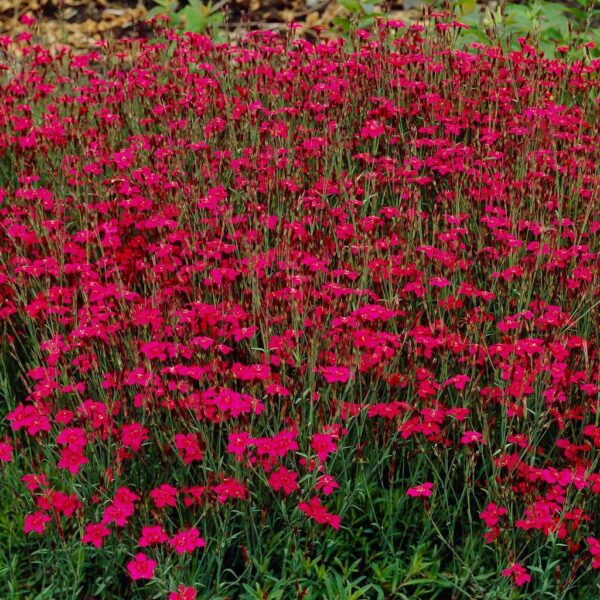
[[150, 484, 178, 509], [406, 482, 433, 497], [320, 366, 351, 384], [311, 433, 337, 462], [121, 422, 149, 452], [82, 522, 111, 548], [127, 553, 156, 580], [587, 537, 600, 568], [315, 474, 340, 496], [298, 497, 341, 530], [0, 440, 13, 462], [460, 431, 484, 445], [168, 528, 206, 554], [139, 524, 169, 547], [24, 511, 51, 535], [480, 503, 507, 528], [213, 478, 248, 503], [57, 446, 88, 475], [360, 120, 385, 139], [56, 427, 87, 448], [502, 563, 531, 587], [268, 467, 299, 495], [227, 431, 252, 458], [169, 585, 197, 600], [174, 433, 203, 464]]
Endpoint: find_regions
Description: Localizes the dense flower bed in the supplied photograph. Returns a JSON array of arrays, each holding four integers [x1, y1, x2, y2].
[[0, 15, 599, 598]]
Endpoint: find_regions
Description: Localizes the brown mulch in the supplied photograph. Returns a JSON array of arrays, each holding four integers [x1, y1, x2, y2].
[[0, 0, 419, 49]]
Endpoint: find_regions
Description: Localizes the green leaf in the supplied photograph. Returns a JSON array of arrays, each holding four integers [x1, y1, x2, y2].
[[333, 16, 353, 32], [460, 0, 477, 16], [339, 0, 363, 12], [360, 2, 378, 15], [358, 16, 377, 28]]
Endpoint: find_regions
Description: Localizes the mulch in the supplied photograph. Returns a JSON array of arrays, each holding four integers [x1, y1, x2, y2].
[[0, 0, 419, 49]]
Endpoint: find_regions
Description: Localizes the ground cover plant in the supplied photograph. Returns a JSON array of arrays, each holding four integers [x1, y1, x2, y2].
[[0, 13, 599, 599]]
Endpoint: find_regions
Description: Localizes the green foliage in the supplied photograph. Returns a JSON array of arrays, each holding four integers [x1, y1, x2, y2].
[[453, 0, 600, 57], [330, 0, 599, 56], [146, 0, 600, 58], [148, 0, 225, 36], [334, 0, 385, 34]]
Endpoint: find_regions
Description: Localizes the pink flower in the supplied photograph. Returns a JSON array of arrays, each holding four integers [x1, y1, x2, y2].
[[21, 473, 49, 492], [360, 120, 385, 139], [168, 528, 206, 554], [127, 553, 157, 580], [24, 511, 51, 535], [57, 445, 88, 475], [138, 524, 169, 547], [587, 537, 600, 568], [227, 431, 252, 457], [56, 427, 87, 448], [298, 497, 341, 530], [268, 467, 299, 495], [311, 433, 337, 462], [174, 433, 203, 464], [102, 487, 139, 527], [82, 522, 111, 548], [502, 563, 531, 587], [480, 503, 507, 528], [19, 13, 37, 26], [429, 276, 451, 288], [169, 585, 197, 600], [320, 366, 351, 384], [406, 482, 433, 497], [213, 478, 248, 503], [0, 440, 13, 462], [121, 422, 149, 452], [315, 474, 340, 496], [460, 431, 484, 445], [150, 484, 178, 509]]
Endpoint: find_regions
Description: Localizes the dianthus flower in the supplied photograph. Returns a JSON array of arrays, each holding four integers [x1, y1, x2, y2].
[[213, 478, 248, 503], [24, 511, 51, 535], [0, 440, 13, 462], [150, 484, 178, 509], [57, 445, 88, 475], [169, 585, 197, 600], [139, 524, 169, 547], [127, 553, 156, 580], [315, 474, 340, 496], [82, 522, 111, 548], [311, 433, 337, 462], [168, 528, 206, 554], [298, 497, 341, 530], [406, 482, 433, 497], [502, 563, 531, 587], [268, 467, 299, 495], [587, 537, 600, 568], [460, 431, 484, 445]]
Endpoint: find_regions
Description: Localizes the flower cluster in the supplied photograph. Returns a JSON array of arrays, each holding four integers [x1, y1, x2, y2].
[[0, 12, 598, 597]]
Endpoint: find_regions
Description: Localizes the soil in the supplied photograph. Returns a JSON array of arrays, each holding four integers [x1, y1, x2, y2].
[[0, 0, 419, 49]]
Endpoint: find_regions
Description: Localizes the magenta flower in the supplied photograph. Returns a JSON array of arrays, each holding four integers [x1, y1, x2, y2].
[[502, 563, 531, 587], [24, 511, 51, 535], [138, 525, 169, 547], [169, 585, 197, 600], [168, 528, 206, 555], [0, 440, 13, 462], [82, 522, 111, 548], [127, 553, 157, 580], [460, 431, 484, 445], [320, 366, 351, 384], [406, 482, 434, 498], [268, 467, 299, 496]]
